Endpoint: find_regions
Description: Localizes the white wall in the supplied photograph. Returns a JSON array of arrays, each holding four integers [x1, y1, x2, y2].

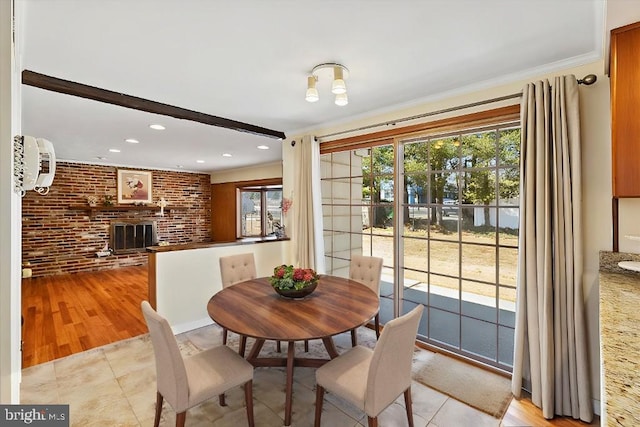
[[153, 240, 290, 333], [0, 0, 22, 402], [210, 161, 282, 184], [578, 65, 613, 417], [285, 60, 610, 413]]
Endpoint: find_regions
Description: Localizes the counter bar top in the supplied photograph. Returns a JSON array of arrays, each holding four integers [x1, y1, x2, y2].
[[146, 236, 289, 253]]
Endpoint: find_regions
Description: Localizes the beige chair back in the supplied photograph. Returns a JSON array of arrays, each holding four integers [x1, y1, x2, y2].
[[365, 304, 423, 415], [219, 253, 257, 288], [349, 255, 383, 294], [141, 301, 190, 412]]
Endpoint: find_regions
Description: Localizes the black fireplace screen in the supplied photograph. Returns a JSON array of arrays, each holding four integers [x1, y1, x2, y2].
[[110, 221, 157, 253]]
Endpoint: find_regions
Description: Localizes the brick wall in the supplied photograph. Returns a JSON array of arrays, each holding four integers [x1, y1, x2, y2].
[[22, 162, 211, 277]]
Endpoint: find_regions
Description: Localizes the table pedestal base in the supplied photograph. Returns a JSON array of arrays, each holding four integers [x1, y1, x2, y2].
[[246, 338, 339, 426]]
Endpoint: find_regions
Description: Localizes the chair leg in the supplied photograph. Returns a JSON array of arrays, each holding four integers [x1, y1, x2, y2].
[[219, 393, 226, 406], [176, 411, 186, 427], [244, 380, 255, 427], [239, 335, 247, 357], [367, 416, 378, 427], [277, 340, 281, 352], [374, 313, 380, 339], [314, 385, 325, 427], [153, 391, 163, 427], [222, 327, 228, 345], [404, 387, 414, 427], [304, 339, 309, 352], [350, 328, 357, 347]]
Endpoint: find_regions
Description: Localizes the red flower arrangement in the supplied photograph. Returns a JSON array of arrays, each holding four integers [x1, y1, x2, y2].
[[282, 197, 293, 216], [269, 264, 319, 291]]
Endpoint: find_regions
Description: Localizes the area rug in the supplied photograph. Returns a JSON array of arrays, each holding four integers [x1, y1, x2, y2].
[[412, 353, 512, 418]]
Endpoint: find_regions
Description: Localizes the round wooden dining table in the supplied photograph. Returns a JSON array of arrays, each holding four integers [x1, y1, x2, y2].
[[207, 275, 379, 426]]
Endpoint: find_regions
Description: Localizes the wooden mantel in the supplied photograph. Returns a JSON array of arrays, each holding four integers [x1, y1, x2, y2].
[[68, 204, 188, 218]]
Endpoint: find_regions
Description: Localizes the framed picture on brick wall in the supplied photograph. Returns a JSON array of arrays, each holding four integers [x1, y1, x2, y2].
[[117, 169, 153, 204]]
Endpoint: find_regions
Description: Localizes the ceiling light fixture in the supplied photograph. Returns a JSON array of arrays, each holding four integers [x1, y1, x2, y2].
[[125, 138, 139, 143], [306, 62, 349, 106], [108, 148, 121, 153], [257, 145, 269, 150], [222, 153, 232, 157], [149, 124, 165, 130], [196, 160, 205, 163]]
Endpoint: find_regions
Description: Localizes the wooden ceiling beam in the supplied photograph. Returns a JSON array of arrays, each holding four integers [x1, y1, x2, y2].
[[21, 70, 286, 140]]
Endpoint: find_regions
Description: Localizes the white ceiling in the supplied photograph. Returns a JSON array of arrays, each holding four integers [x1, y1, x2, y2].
[[18, 0, 608, 174]]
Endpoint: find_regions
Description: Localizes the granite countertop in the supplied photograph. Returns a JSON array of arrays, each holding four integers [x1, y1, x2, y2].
[[600, 251, 640, 426]]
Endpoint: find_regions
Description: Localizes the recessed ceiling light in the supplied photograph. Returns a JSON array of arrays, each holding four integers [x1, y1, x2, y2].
[[109, 148, 121, 153], [196, 160, 205, 163], [257, 145, 269, 150], [125, 138, 139, 143], [149, 124, 165, 130], [222, 153, 232, 157]]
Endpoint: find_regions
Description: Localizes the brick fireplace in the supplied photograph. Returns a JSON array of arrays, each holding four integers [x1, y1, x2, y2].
[[21, 162, 212, 277]]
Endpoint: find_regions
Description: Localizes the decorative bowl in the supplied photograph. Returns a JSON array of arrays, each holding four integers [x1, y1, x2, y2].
[[269, 264, 319, 299], [274, 281, 317, 299]]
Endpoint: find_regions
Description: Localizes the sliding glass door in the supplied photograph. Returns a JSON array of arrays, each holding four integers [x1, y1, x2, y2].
[[399, 125, 519, 370], [321, 118, 520, 372]]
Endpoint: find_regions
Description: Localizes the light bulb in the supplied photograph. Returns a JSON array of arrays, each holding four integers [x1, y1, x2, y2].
[[332, 79, 346, 94], [306, 88, 319, 102], [305, 76, 319, 102], [335, 93, 348, 106], [331, 66, 347, 94]]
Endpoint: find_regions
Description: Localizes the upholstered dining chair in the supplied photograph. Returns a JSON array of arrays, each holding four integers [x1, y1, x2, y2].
[[219, 253, 286, 353], [219, 253, 257, 356], [314, 304, 424, 427], [349, 255, 384, 346], [141, 301, 255, 427], [219, 253, 257, 288]]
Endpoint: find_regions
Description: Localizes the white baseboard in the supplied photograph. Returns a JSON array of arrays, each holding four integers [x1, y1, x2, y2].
[[171, 317, 214, 335]]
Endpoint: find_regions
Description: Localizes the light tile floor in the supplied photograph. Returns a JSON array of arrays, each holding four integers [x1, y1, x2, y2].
[[21, 324, 502, 426]]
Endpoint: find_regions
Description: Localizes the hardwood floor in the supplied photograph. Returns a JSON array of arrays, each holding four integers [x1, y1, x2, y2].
[[21, 266, 598, 426], [21, 265, 149, 368], [502, 396, 599, 426]]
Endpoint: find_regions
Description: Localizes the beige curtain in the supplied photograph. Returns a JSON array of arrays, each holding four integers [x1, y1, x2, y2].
[[292, 135, 325, 271], [512, 75, 592, 422]]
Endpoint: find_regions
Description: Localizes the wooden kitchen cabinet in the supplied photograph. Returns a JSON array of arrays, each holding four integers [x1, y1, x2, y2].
[[610, 21, 640, 197], [210, 182, 237, 242]]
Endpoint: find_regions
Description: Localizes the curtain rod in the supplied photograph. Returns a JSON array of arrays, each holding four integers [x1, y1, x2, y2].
[[316, 74, 597, 141]]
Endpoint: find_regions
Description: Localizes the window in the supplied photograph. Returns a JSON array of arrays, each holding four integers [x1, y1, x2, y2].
[[320, 106, 520, 371], [239, 186, 283, 237], [400, 124, 520, 370]]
